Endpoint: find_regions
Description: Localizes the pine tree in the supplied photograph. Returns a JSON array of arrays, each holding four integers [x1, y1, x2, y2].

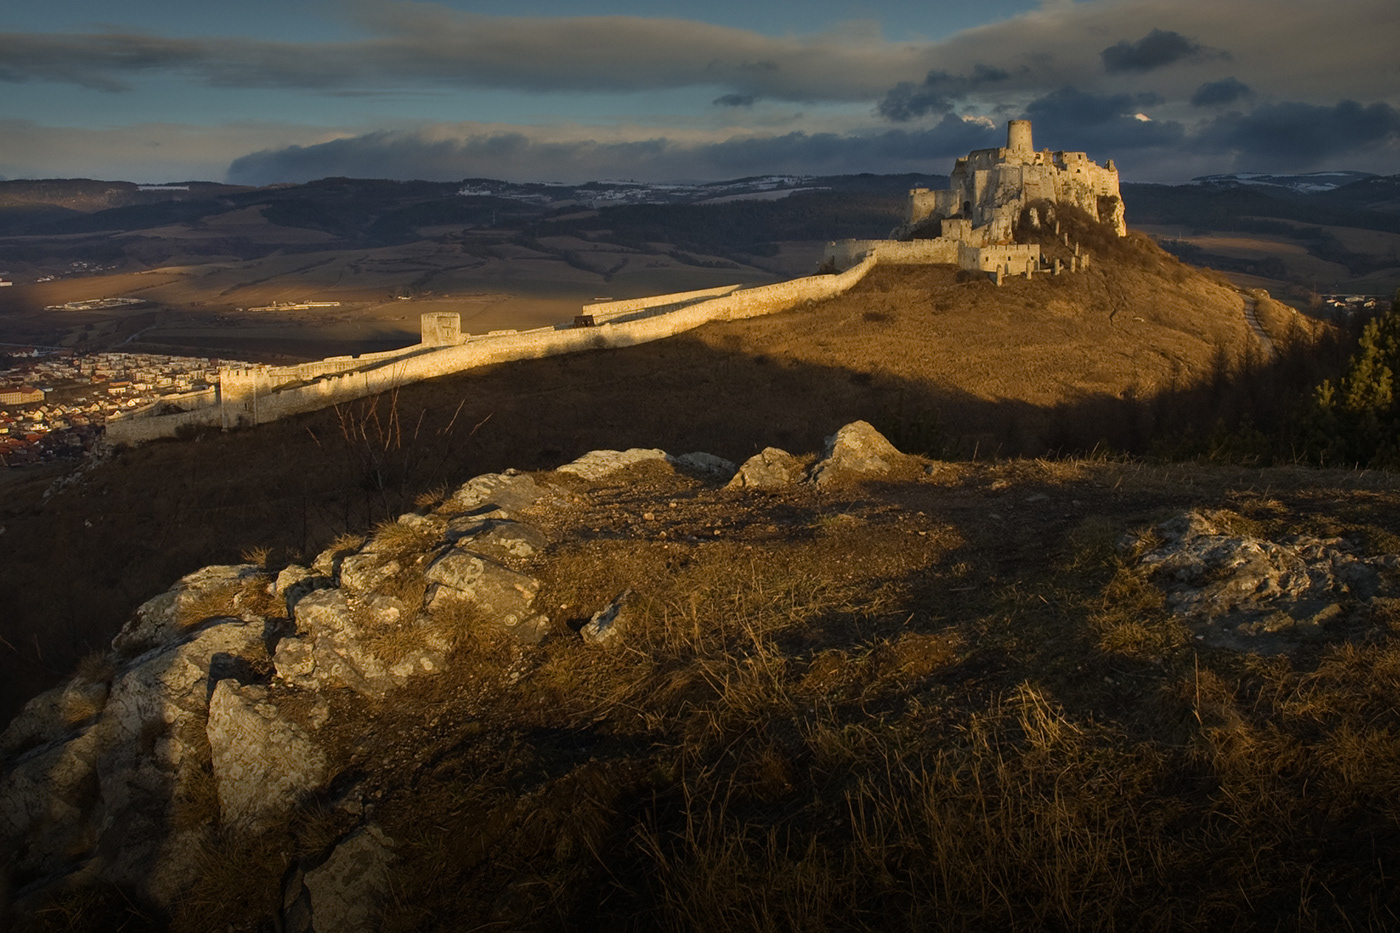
[[1306, 291, 1400, 467]]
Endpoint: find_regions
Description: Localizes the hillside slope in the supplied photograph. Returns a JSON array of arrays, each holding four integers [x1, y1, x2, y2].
[[0, 238, 1297, 723], [4, 427, 1399, 931]]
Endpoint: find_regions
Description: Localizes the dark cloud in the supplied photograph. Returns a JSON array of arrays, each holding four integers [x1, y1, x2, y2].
[[0, 32, 207, 91], [1193, 99, 1400, 169], [713, 94, 756, 108], [0, 16, 923, 102], [877, 64, 1011, 122], [1191, 77, 1251, 108], [1101, 29, 1215, 74], [1022, 87, 1185, 154], [878, 79, 957, 122], [225, 116, 1002, 185]]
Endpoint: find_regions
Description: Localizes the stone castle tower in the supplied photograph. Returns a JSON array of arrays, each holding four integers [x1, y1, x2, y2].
[[901, 120, 1126, 243]]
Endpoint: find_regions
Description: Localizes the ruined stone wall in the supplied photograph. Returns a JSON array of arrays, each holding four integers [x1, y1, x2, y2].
[[823, 238, 959, 270], [420, 312, 463, 347], [957, 243, 1041, 275], [581, 284, 744, 321], [108, 255, 883, 439], [903, 121, 1125, 239], [104, 387, 221, 444]]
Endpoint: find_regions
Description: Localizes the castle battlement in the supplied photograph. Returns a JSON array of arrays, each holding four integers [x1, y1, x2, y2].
[[905, 120, 1125, 243]]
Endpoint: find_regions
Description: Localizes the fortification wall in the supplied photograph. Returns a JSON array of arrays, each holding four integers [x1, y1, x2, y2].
[[581, 284, 743, 319], [958, 243, 1041, 276], [824, 238, 959, 270], [105, 387, 221, 444], [171, 255, 881, 432]]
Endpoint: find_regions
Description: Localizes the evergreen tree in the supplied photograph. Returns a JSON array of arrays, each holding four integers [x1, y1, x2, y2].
[[1306, 291, 1400, 467]]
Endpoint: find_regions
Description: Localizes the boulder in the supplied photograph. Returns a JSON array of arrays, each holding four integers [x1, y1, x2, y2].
[[277, 564, 332, 615], [581, 591, 631, 648], [207, 680, 328, 833], [302, 824, 396, 933], [338, 552, 402, 596], [0, 724, 105, 878], [443, 518, 547, 565], [424, 549, 549, 643], [0, 675, 109, 757], [557, 448, 669, 482], [447, 470, 545, 519], [670, 451, 737, 481], [0, 617, 270, 903], [807, 421, 906, 486], [1135, 510, 1396, 648], [112, 564, 264, 656], [274, 636, 317, 684], [291, 589, 395, 696], [728, 447, 804, 489]]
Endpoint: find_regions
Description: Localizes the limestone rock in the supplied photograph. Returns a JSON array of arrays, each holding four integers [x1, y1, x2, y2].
[[338, 552, 402, 596], [807, 421, 907, 486], [670, 451, 737, 481], [443, 518, 547, 565], [274, 636, 317, 684], [0, 617, 270, 903], [304, 823, 396, 933], [277, 564, 332, 614], [112, 564, 263, 655], [424, 549, 549, 643], [207, 680, 328, 832], [0, 676, 109, 757], [581, 591, 631, 647], [294, 586, 353, 633], [0, 724, 105, 878], [1134, 510, 1397, 649], [448, 470, 545, 519], [728, 447, 804, 489], [557, 448, 669, 482]]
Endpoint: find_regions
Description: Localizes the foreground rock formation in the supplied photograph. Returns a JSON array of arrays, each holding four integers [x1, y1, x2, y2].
[[3, 422, 1398, 930]]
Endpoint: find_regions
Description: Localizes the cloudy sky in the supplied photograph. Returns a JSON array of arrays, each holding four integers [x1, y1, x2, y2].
[[2, 0, 1397, 185]]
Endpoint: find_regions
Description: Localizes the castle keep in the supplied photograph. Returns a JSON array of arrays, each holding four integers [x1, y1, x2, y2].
[[903, 119, 1126, 243], [824, 119, 1125, 276]]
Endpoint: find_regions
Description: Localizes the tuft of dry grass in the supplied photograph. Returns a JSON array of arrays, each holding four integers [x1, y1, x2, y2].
[[174, 573, 281, 630]]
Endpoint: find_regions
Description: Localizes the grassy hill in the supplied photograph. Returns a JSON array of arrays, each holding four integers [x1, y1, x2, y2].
[[0, 230, 1336, 723]]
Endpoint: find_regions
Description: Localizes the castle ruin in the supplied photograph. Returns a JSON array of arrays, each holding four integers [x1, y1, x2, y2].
[[824, 119, 1125, 277]]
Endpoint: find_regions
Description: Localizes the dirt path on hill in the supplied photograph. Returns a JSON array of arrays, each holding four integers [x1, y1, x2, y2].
[[1241, 292, 1276, 358]]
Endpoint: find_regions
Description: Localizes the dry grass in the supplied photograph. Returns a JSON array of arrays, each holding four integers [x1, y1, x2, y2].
[[173, 573, 281, 630], [38, 457, 1391, 933]]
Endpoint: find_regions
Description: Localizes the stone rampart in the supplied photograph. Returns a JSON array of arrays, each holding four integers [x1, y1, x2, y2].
[[105, 387, 221, 444], [581, 284, 744, 321], [958, 243, 1041, 275], [107, 255, 881, 439], [824, 238, 960, 270]]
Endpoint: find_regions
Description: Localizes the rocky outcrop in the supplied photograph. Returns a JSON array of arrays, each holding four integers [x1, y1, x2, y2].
[[0, 424, 917, 918], [728, 447, 804, 489], [1130, 510, 1400, 650], [299, 823, 397, 933], [207, 680, 328, 832], [558, 448, 669, 481], [808, 420, 912, 486]]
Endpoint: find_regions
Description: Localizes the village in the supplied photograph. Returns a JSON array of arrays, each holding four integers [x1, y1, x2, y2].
[[0, 349, 249, 466]]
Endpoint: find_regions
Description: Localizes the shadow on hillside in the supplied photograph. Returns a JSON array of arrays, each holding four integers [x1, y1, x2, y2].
[[0, 322, 1356, 723]]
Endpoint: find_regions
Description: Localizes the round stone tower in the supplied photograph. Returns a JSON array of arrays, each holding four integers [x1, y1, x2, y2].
[[1007, 120, 1033, 156]]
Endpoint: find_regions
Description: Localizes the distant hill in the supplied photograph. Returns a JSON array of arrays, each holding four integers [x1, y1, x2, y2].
[[1190, 171, 1376, 194]]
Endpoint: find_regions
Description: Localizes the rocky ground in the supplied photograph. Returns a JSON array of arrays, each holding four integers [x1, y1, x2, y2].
[[4, 422, 1399, 931]]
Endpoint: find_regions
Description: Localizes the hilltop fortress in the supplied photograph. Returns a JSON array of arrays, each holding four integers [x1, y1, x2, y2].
[[823, 119, 1125, 277], [905, 119, 1125, 242], [106, 120, 1125, 444]]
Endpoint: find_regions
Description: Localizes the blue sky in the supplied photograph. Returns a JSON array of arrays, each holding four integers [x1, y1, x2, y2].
[[1, 0, 1396, 184]]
